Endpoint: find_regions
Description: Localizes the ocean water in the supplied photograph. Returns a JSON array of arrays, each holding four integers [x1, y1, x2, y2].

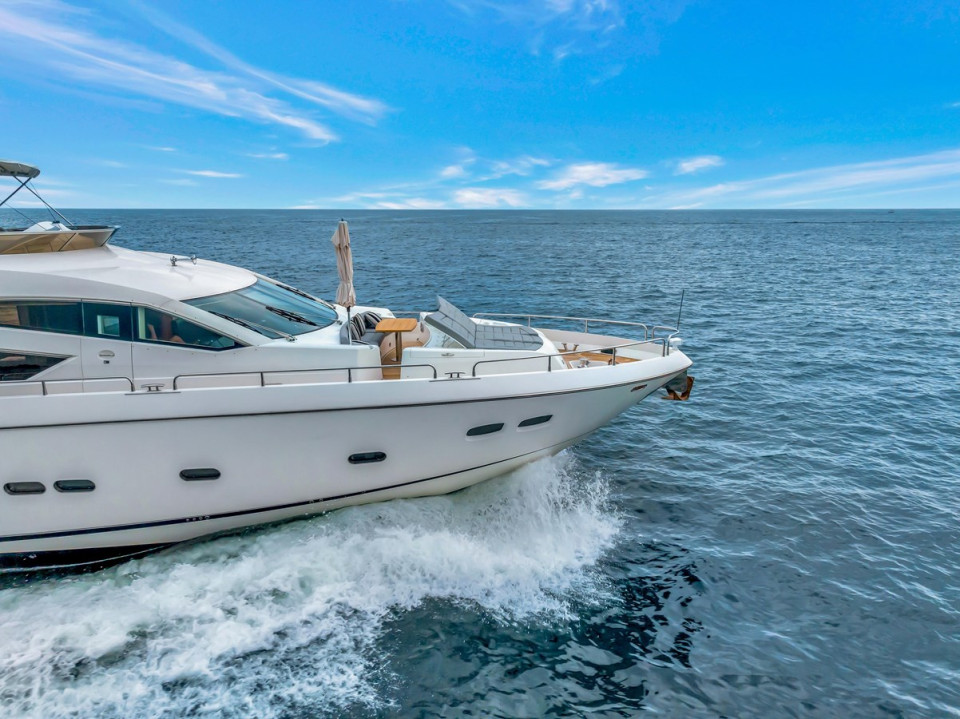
[[1, 209, 959, 718]]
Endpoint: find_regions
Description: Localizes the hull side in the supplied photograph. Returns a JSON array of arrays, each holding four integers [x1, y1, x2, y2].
[[0, 354, 690, 565]]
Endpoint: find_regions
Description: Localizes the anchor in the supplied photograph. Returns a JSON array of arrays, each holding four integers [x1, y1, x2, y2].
[[662, 372, 694, 401]]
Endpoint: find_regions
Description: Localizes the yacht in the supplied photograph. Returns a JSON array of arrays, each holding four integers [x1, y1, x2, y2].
[[0, 161, 694, 570]]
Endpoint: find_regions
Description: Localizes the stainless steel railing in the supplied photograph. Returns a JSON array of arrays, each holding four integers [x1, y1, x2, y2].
[[472, 312, 679, 341], [172, 363, 439, 390], [470, 337, 671, 377], [0, 376, 136, 396]]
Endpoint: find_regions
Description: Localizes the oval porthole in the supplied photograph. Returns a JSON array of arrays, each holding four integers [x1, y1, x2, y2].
[[349, 452, 387, 464], [180, 468, 221, 481], [54, 479, 96, 493], [4, 481, 45, 495], [518, 415, 552, 428], [466, 423, 504, 437]]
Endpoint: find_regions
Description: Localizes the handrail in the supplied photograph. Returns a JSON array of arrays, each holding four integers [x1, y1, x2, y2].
[[472, 312, 676, 339], [470, 337, 671, 377], [23, 376, 135, 396], [172, 363, 439, 390]]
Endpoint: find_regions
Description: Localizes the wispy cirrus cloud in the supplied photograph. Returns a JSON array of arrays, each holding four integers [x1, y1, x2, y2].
[[441, 164, 470, 179], [482, 155, 552, 180], [645, 148, 960, 207], [538, 161, 648, 190], [0, 0, 387, 142], [449, 0, 691, 60], [453, 187, 527, 207], [248, 152, 289, 160], [674, 155, 724, 175], [131, 1, 390, 125], [182, 170, 244, 178]]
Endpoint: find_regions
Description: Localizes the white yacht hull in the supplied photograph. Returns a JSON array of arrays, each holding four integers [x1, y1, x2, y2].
[[0, 352, 690, 569]]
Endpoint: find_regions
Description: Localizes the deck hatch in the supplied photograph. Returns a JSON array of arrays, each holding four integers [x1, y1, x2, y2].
[[518, 414, 552, 428], [180, 468, 221, 481], [349, 451, 387, 464], [54, 479, 96, 493], [4, 481, 45, 495], [467, 422, 504, 437]]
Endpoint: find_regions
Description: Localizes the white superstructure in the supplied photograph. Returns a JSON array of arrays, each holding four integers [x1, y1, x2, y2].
[[0, 162, 693, 570]]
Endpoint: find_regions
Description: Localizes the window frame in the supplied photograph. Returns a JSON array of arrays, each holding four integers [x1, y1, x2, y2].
[[0, 298, 247, 352], [0, 348, 70, 382], [133, 305, 245, 352]]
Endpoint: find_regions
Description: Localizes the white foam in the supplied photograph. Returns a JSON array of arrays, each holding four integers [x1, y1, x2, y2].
[[0, 453, 620, 718]]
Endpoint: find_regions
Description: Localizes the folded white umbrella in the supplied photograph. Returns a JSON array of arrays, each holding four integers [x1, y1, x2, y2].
[[330, 220, 356, 308]]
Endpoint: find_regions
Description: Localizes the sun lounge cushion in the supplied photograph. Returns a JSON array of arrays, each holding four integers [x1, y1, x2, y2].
[[425, 296, 542, 350]]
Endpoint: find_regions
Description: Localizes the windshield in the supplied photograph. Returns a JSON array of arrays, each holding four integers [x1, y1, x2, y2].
[[186, 279, 338, 339]]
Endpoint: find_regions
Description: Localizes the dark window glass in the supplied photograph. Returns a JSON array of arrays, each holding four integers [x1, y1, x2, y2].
[[518, 415, 552, 428], [82, 303, 132, 340], [0, 351, 67, 381], [4, 482, 45, 495], [135, 307, 240, 350], [349, 452, 387, 464], [0, 301, 82, 334], [186, 279, 337, 339], [54, 479, 96, 493], [466, 423, 504, 437], [180, 468, 221, 481]]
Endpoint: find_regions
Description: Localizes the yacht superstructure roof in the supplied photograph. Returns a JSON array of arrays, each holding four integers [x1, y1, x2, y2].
[[0, 245, 258, 305]]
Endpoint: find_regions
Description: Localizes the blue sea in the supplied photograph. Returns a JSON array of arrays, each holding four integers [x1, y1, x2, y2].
[[1, 210, 958, 718]]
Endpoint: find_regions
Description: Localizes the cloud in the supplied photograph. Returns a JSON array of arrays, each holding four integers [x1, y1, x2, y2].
[[248, 152, 289, 160], [538, 162, 648, 190], [374, 198, 449, 209], [483, 155, 551, 179], [674, 155, 724, 175], [182, 170, 244, 178], [131, 2, 390, 124], [440, 164, 469, 179], [647, 148, 960, 207], [448, 0, 690, 59], [0, 1, 388, 142], [147, 146, 177, 152], [453, 187, 526, 207]]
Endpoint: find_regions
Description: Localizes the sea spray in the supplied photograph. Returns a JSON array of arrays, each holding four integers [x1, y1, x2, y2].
[[0, 453, 619, 718]]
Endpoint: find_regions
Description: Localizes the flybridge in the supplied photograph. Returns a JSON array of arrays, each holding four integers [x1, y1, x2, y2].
[[0, 159, 117, 254]]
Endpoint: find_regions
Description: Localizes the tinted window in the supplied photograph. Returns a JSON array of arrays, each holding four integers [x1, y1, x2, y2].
[[0, 301, 82, 334], [186, 280, 337, 339], [0, 351, 67, 381], [83, 303, 132, 340], [135, 307, 240, 350]]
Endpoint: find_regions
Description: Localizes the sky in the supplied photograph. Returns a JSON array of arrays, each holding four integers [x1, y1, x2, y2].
[[1, 0, 959, 209]]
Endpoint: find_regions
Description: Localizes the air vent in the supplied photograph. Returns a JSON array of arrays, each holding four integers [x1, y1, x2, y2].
[[349, 452, 387, 464], [466, 423, 504, 437], [180, 468, 221, 481], [518, 415, 552, 428], [4, 481, 45, 495], [54, 479, 96, 493]]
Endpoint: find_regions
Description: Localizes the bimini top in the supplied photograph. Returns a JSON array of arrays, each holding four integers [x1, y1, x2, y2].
[[1, 160, 118, 254], [0, 160, 40, 179]]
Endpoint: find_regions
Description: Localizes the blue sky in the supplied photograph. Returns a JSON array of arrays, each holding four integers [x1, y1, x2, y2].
[[1, 0, 959, 209]]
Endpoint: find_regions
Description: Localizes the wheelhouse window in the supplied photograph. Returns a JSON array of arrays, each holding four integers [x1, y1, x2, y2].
[[135, 307, 240, 350], [185, 279, 337, 339], [0, 351, 68, 381], [82, 303, 132, 340], [0, 301, 82, 334]]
